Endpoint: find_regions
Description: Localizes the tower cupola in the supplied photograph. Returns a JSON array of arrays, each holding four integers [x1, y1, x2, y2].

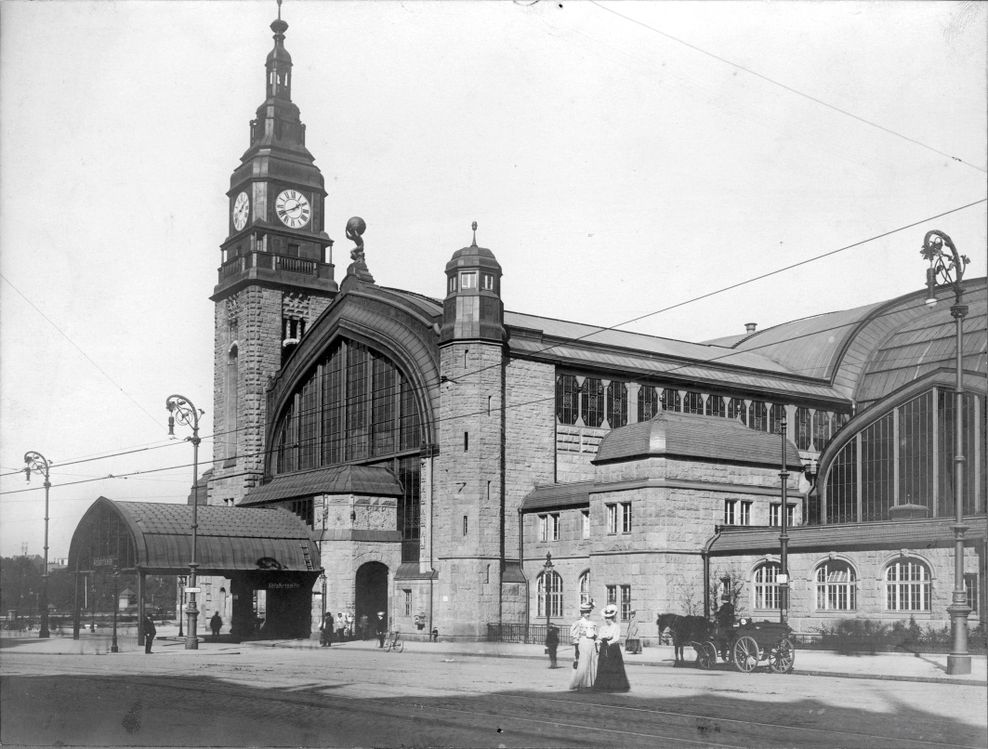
[[266, 13, 292, 101], [439, 222, 505, 344]]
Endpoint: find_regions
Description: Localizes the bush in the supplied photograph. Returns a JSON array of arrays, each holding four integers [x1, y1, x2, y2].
[[814, 618, 987, 654]]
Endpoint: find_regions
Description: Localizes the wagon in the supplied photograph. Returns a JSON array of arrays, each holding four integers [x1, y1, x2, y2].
[[691, 618, 795, 674]]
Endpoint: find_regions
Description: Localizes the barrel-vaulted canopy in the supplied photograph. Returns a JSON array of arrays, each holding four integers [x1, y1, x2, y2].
[[67, 497, 321, 576]]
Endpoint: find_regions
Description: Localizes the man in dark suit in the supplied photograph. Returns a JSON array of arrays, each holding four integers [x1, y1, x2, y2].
[[375, 611, 387, 648]]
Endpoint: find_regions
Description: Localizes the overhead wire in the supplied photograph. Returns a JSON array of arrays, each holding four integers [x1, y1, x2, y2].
[[586, 0, 987, 174]]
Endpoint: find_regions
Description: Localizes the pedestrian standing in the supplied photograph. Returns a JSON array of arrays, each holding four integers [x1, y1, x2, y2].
[[594, 604, 630, 692], [545, 624, 559, 668], [210, 612, 223, 640], [568, 601, 597, 690], [344, 611, 354, 641], [375, 611, 388, 648], [143, 614, 156, 654], [624, 611, 642, 654], [336, 612, 346, 643], [319, 612, 334, 647]]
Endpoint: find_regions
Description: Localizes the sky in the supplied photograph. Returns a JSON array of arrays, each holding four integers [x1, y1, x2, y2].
[[1, 0, 985, 560]]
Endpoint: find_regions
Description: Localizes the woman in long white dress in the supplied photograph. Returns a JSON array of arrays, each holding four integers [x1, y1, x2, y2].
[[569, 601, 598, 690]]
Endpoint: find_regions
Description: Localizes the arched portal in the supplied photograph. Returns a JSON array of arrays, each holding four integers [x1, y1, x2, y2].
[[355, 562, 389, 636]]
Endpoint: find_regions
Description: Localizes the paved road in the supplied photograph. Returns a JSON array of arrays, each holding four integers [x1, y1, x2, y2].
[[2, 641, 986, 748]]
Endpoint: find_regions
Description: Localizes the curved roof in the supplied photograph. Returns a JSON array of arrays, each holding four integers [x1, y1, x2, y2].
[[67, 497, 320, 575], [727, 278, 987, 406], [594, 411, 802, 469], [241, 465, 403, 506]]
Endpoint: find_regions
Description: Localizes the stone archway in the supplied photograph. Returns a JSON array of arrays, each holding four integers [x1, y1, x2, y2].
[[354, 561, 388, 638]]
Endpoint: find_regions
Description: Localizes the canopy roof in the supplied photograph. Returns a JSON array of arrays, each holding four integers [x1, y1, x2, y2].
[[240, 465, 403, 506], [67, 497, 321, 575]]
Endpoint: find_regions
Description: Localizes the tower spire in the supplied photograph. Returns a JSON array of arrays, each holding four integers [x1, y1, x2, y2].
[[267, 0, 292, 101]]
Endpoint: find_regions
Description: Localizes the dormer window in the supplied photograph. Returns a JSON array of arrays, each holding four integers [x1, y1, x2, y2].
[[459, 272, 477, 290]]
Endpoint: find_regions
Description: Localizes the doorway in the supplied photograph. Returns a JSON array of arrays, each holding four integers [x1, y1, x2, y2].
[[354, 562, 388, 638]]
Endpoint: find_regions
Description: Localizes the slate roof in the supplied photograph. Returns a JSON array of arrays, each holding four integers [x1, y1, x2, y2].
[[70, 497, 320, 575], [594, 411, 803, 468], [521, 481, 594, 513], [240, 465, 403, 506]]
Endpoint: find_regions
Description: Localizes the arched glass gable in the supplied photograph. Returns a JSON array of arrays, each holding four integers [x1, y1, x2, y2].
[[272, 337, 425, 560], [823, 388, 985, 524]]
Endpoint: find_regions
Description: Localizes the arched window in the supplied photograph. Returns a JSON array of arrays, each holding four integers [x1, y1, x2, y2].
[[815, 560, 856, 611], [579, 570, 591, 606], [753, 562, 781, 610], [638, 386, 658, 421], [581, 377, 604, 427], [660, 388, 681, 413], [606, 381, 628, 428], [885, 558, 931, 612], [556, 374, 579, 425], [223, 343, 239, 464], [538, 570, 563, 618]]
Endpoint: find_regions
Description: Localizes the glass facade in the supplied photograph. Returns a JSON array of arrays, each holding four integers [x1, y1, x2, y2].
[[272, 338, 424, 561], [823, 388, 985, 524]]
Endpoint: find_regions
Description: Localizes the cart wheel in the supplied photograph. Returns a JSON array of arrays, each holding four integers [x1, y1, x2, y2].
[[769, 637, 794, 674], [396, 641, 404, 653], [733, 635, 759, 672]]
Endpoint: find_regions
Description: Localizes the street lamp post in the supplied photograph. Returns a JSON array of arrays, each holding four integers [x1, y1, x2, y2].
[[110, 565, 120, 653], [23, 451, 51, 639], [177, 576, 185, 638], [166, 394, 204, 650], [921, 229, 972, 676], [777, 415, 790, 627], [542, 552, 554, 634]]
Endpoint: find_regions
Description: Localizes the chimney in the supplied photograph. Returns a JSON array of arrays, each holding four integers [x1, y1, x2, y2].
[[744, 322, 757, 334]]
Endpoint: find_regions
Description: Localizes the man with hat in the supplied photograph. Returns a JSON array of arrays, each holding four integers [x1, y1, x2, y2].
[[375, 610, 388, 648]]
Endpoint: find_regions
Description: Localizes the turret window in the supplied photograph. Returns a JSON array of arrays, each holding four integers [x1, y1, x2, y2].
[[482, 273, 495, 291], [459, 272, 477, 290], [448, 276, 457, 294]]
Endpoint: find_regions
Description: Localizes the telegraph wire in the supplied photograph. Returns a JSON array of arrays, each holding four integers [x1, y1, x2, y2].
[[0, 272, 164, 427], [587, 1, 987, 174]]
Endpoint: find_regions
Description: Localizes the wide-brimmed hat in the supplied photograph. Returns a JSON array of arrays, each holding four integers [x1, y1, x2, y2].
[[602, 604, 618, 619], [377, 611, 385, 616], [579, 601, 594, 613]]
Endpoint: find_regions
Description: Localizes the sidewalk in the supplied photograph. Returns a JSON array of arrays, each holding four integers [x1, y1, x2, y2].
[[4, 625, 984, 686]]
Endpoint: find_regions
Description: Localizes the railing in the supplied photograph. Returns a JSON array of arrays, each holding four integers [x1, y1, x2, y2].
[[487, 622, 558, 644], [219, 252, 322, 280]]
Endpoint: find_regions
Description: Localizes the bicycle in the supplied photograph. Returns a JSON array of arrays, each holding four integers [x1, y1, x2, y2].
[[384, 629, 404, 652]]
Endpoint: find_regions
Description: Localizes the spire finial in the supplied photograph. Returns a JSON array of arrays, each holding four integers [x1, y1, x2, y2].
[[277, 0, 283, 21], [471, 221, 478, 247]]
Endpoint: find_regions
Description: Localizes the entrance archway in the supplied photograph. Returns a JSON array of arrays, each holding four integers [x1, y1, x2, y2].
[[355, 562, 388, 638]]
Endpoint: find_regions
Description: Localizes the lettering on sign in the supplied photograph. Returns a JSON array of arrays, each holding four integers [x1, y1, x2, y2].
[[93, 557, 117, 567], [267, 582, 300, 590]]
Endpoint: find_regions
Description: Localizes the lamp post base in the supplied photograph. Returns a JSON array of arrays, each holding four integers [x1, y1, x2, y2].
[[947, 654, 972, 676]]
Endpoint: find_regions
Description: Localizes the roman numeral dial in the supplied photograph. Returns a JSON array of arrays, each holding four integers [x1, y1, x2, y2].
[[275, 189, 311, 229]]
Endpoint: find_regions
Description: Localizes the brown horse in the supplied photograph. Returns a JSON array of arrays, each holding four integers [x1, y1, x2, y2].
[[656, 613, 711, 665]]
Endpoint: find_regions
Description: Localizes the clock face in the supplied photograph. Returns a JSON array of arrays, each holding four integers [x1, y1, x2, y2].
[[275, 189, 311, 229], [232, 191, 249, 231]]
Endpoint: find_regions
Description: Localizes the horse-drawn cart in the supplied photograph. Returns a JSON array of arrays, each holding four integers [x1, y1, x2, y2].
[[691, 618, 795, 674]]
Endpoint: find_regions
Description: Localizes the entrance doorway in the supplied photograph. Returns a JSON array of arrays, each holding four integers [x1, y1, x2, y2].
[[354, 562, 388, 639]]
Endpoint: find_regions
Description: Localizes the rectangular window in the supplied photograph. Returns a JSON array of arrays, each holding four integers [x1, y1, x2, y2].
[[581, 510, 590, 539], [448, 275, 457, 293], [482, 273, 495, 291], [550, 513, 560, 541], [724, 499, 751, 526], [538, 515, 548, 542], [462, 515, 468, 536], [403, 589, 412, 616], [606, 585, 617, 606], [770, 504, 796, 527], [459, 271, 477, 289], [620, 585, 632, 621], [621, 502, 632, 534], [965, 573, 979, 613], [606, 504, 618, 534]]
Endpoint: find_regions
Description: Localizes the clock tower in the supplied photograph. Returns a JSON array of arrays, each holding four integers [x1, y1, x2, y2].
[[210, 8, 337, 505]]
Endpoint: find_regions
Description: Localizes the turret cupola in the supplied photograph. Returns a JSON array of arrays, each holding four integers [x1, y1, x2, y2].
[[439, 222, 504, 344], [266, 12, 292, 101]]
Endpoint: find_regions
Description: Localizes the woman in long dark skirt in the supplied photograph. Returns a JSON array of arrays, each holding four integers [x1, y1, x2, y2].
[[594, 604, 630, 692]]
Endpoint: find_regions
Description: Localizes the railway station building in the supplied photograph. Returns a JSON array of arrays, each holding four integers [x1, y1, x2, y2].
[[90, 11, 985, 643]]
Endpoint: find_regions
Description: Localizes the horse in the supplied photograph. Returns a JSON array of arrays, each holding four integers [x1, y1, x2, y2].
[[656, 613, 711, 665]]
